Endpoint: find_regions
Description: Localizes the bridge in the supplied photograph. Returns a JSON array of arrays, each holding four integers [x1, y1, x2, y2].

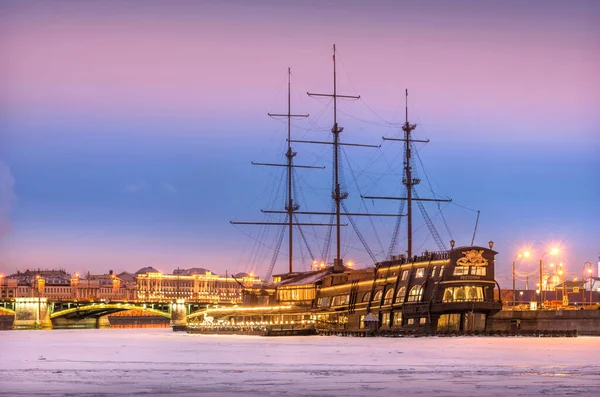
[[0, 298, 234, 330]]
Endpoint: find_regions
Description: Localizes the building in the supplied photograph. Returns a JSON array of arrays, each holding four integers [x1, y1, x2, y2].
[[136, 268, 262, 302]]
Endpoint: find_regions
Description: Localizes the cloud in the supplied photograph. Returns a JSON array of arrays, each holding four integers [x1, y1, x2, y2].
[[0, 161, 17, 238], [125, 181, 146, 193], [161, 182, 177, 193]]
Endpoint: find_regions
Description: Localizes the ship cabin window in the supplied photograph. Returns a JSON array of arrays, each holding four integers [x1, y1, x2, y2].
[[332, 295, 349, 306], [442, 286, 484, 302], [407, 285, 423, 302], [361, 292, 371, 302], [419, 317, 427, 325], [471, 266, 486, 276], [359, 315, 365, 329], [439, 266, 445, 277], [407, 318, 415, 325], [383, 289, 394, 305], [372, 290, 383, 303], [393, 312, 402, 327], [395, 287, 406, 304], [415, 268, 425, 278], [453, 266, 469, 276], [431, 266, 437, 277], [401, 270, 409, 281], [381, 312, 390, 327]]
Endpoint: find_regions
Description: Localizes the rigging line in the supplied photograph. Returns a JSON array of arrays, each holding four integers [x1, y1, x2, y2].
[[294, 214, 316, 263], [294, 172, 327, 256], [335, 49, 396, 126], [265, 214, 288, 282], [341, 146, 385, 257], [413, 201, 453, 253], [335, 105, 401, 128], [341, 201, 377, 263], [413, 144, 453, 240], [248, 167, 286, 273]]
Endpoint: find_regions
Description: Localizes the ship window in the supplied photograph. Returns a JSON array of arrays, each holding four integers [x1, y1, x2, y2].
[[439, 266, 445, 277], [453, 266, 469, 276], [407, 285, 423, 302], [332, 295, 349, 306], [359, 315, 365, 329], [415, 268, 425, 278], [437, 314, 460, 332], [383, 289, 394, 305], [401, 270, 409, 281], [372, 290, 383, 302], [361, 292, 371, 302], [407, 318, 415, 325], [395, 287, 406, 303], [431, 267, 437, 277], [442, 286, 484, 302], [381, 312, 390, 327], [471, 267, 486, 276], [419, 317, 427, 324], [393, 312, 402, 327]]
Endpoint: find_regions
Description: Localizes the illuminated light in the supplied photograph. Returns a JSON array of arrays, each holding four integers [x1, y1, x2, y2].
[[523, 251, 531, 258], [550, 248, 559, 255]]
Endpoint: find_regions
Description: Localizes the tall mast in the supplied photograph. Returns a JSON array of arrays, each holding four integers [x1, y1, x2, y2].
[[233, 69, 336, 280], [365, 89, 451, 259], [403, 89, 416, 258], [305, 45, 361, 267], [332, 45, 343, 266], [285, 68, 296, 274]]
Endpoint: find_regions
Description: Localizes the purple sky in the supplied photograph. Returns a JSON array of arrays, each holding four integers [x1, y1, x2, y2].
[[0, 1, 598, 288]]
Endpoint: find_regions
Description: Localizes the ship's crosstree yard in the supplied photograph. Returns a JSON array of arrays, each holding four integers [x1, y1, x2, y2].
[[1, 329, 598, 397]]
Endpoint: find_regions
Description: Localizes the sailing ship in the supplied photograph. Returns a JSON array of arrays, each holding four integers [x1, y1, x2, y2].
[[188, 45, 502, 335]]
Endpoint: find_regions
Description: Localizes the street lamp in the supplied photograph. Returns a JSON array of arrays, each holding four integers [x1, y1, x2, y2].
[[539, 248, 558, 309], [583, 262, 593, 306], [558, 267, 565, 305], [519, 290, 524, 305], [513, 250, 530, 306]]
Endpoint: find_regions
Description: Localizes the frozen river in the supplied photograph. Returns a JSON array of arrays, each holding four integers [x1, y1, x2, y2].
[[1, 329, 599, 397]]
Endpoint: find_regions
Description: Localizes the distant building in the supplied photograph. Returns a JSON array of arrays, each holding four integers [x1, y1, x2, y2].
[[136, 268, 262, 302]]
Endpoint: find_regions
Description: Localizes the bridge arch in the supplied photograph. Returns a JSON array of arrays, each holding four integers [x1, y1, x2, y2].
[[51, 303, 171, 320], [0, 307, 15, 316]]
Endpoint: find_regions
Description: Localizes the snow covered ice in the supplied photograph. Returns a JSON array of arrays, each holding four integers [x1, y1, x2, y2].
[[1, 329, 599, 396]]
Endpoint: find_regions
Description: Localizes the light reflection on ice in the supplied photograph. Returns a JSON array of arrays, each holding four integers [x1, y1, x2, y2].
[[0, 329, 598, 396]]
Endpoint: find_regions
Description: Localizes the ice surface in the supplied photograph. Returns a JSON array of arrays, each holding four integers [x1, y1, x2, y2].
[[1, 329, 599, 397]]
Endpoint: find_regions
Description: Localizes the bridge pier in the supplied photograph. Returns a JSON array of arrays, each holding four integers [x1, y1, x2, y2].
[[13, 297, 52, 330], [170, 299, 187, 330]]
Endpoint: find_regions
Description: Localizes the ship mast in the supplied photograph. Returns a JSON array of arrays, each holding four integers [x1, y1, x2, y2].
[[402, 89, 417, 258], [232, 69, 335, 279], [364, 90, 451, 259]]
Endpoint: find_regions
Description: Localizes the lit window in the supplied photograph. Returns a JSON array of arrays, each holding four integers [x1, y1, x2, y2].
[[407, 318, 415, 325], [415, 268, 425, 278], [395, 287, 406, 304], [431, 266, 437, 277], [471, 267, 486, 276], [439, 266, 445, 277], [401, 270, 409, 281], [453, 266, 470, 276], [383, 289, 394, 305], [393, 312, 403, 327], [372, 290, 383, 302], [381, 312, 391, 327], [419, 317, 427, 324], [361, 292, 371, 302], [407, 285, 423, 302]]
